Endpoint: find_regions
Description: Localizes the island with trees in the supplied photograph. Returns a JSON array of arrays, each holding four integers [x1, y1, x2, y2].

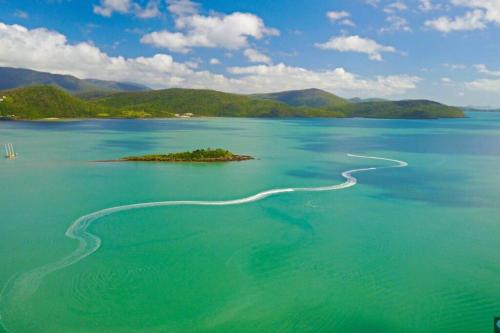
[[117, 148, 254, 163]]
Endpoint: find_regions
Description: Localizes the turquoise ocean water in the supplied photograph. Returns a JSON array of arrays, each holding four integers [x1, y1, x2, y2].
[[0, 113, 499, 332]]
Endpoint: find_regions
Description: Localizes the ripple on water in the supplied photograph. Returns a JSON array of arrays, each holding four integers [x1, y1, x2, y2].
[[0, 154, 408, 332]]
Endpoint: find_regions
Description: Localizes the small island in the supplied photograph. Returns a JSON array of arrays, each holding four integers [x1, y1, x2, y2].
[[117, 148, 253, 162]]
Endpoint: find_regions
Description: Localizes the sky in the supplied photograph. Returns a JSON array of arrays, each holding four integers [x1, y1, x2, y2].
[[1, 0, 500, 106]]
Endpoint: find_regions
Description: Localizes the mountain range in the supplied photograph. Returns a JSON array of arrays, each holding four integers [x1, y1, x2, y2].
[[0, 67, 465, 120], [0, 67, 149, 97]]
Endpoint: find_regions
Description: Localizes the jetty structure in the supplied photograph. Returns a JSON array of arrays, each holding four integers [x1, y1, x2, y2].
[[3, 143, 16, 159]]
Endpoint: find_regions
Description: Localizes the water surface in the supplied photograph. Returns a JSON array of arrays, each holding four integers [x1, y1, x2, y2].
[[0, 113, 499, 332]]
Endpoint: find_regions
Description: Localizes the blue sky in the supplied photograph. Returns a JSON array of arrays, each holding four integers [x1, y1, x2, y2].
[[1, 0, 500, 106]]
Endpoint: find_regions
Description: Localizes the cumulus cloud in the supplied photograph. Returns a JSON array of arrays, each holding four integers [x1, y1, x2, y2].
[[0, 22, 199, 88], [243, 48, 271, 64], [425, 9, 486, 32], [466, 78, 500, 91], [167, 0, 199, 16], [380, 15, 412, 32], [140, 1, 279, 53], [135, 1, 161, 18], [466, 64, 500, 93], [425, 0, 500, 32], [453, 0, 500, 24], [474, 64, 500, 76], [326, 11, 355, 26], [227, 63, 420, 97], [93, 0, 160, 18], [94, 0, 130, 16], [384, 1, 408, 14], [315, 35, 396, 61], [140, 31, 193, 53], [0, 22, 419, 97], [209, 58, 221, 65]]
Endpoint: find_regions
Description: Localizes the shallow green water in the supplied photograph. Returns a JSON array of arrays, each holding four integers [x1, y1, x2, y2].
[[0, 114, 499, 332]]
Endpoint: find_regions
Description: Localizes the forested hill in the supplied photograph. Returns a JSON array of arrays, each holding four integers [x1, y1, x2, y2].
[[0, 85, 465, 120], [253, 88, 350, 109], [340, 100, 465, 119], [91, 88, 344, 118], [0, 86, 106, 119]]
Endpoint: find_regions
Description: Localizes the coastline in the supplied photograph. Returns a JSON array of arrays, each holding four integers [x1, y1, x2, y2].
[[96, 155, 254, 163], [0, 113, 467, 122]]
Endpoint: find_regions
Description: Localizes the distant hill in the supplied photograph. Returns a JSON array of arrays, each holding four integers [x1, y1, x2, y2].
[[253, 88, 463, 119], [0, 85, 464, 120], [462, 107, 500, 112], [350, 97, 389, 103], [0, 85, 106, 119], [344, 100, 464, 119], [0, 86, 342, 119], [83, 79, 149, 92], [92, 88, 344, 118], [0, 67, 150, 96], [253, 88, 349, 109]]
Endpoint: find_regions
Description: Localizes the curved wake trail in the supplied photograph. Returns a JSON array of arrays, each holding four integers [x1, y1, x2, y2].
[[0, 154, 407, 332]]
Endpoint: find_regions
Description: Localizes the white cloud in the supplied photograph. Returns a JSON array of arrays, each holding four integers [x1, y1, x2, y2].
[[0, 22, 419, 97], [380, 15, 412, 32], [184, 59, 200, 69], [135, 1, 161, 18], [0, 22, 198, 88], [209, 58, 221, 65], [384, 1, 408, 14], [441, 77, 452, 83], [425, 9, 486, 32], [243, 48, 271, 64], [466, 78, 500, 91], [452, 0, 500, 24], [227, 63, 420, 97], [94, 0, 130, 16], [141, 2, 279, 53], [474, 64, 500, 76], [327, 11, 355, 26], [93, 0, 160, 18], [166, 0, 199, 16], [315, 35, 396, 61], [140, 31, 193, 53], [326, 11, 349, 21], [425, 0, 500, 32]]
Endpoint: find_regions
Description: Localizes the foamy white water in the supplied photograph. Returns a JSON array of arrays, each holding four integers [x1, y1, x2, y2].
[[0, 154, 407, 332]]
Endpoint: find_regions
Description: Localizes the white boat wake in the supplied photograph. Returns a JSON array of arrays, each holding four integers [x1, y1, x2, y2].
[[0, 153, 407, 332]]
